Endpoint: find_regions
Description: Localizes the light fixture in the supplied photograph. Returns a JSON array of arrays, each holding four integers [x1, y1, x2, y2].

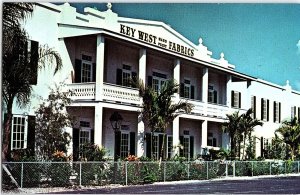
[[109, 111, 123, 132]]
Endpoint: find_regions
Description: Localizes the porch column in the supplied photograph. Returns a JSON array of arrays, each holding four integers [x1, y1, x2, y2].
[[65, 126, 73, 156], [201, 120, 208, 154], [226, 75, 232, 107], [172, 116, 180, 157], [202, 68, 208, 115], [137, 113, 145, 157], [173, 59, 180, 100], [95, 35, 105, 101], [139, 48, 147, 85], [94, 104, 103, 146]]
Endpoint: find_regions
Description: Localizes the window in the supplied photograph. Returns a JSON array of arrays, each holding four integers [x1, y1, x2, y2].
[[79, 121, 92, 157], [11, 115, 28, 150], [116, 65, 137, 87], [291, 106, 296, 119], [251, 96, 256, 119], [208, 85, 218, 104], [152, 72, 167, 93], [273, 101, 281, 123], [182, 137, 190, 159], [261, 98, 269, 121], [81, 54, 93, 83], [184, 79, 191, 98], [167, 136, 173, 159], [231, 91, 241, 108], [179, 132, 194, 160], [120, 125, 130, 158], [207, 132, 217, 147]]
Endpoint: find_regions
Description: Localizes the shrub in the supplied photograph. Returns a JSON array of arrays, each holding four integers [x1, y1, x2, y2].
[[49, 151, 72, 187]]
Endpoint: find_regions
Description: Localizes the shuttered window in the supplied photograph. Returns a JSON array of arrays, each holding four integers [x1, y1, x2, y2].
[[251, 96, 256, 119], [11, 115, 28, 150], [231, 91, 241, 108], [261, 98, 269, 121], [273, 101, 280, 123]]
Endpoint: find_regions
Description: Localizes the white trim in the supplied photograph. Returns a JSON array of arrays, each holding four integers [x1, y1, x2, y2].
[[11, 115, 28, 150]]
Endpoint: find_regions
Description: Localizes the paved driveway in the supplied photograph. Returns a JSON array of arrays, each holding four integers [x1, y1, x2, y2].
[[41, 175, 300, 194]]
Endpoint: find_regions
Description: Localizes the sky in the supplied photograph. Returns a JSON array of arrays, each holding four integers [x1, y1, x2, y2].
[[70, 3, 300, 91]]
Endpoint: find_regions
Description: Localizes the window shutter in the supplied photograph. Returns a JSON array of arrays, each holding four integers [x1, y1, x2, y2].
[[145, 133, 152, 158], [27, 116, 36, 156], [91, 129, 94, 144], [298, 107, 300, 121], [231, 90, 234, 107], [158, 134, 164, 159], [130, 132, 136, 155], [213, 90, 218, 104], [29, 40, 39, 85], [131, 72, 137, 88], [294, 106, 297, 118], [254, 96, 256, 118], [190, 136, 194, 160], [147, 76, 152, 88], [180, 83, 184, 97], [213, 138, 217, 147], [75, 59, 82, 83], [260, 137, 264, 157], [191, 85, 195, 99], [179, 136, 184, 157], [116, 68, 122, 85], [238, 92, 241, 108], [273, 101, 276, 123], [267, 99, 269, 121], [279, 102, 281, 122], [92, 63, 96, 82], [114, 131, 121, 160], [261, 98, 264, 120], [72, 128, 79, 161]]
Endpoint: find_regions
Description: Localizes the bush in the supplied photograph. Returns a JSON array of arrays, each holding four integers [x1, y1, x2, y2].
[[49, 151, 72, 187]]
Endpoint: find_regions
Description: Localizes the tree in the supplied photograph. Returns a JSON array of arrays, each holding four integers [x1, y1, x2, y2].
[[275, 117, 300, 160], [239, 109, 263, 160], [2, 3, 63, 160], [137, 79, 193, 161], [223, 111, 243, 159], [35, 85, 73, 161]]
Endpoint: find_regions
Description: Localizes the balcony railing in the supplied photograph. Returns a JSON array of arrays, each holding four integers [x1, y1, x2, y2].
[[102, 83, 141, 105], [67, 82, 96, 100], [207, 103, 228, 118]]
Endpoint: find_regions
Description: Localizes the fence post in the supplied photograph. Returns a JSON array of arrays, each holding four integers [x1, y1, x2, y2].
[[187, 162, 190, 179], [21, 162, 24, 188], [225, 162, 228, 177], [206, 161, 209, 180], [251, 161, 253, 177], [285, 161, 287, 174], [125, 162, 128, 186], [164, 162, 166, 182], [233, 161, 235, 177], [269, 161, 272, 175], [79, 162, 82, 186]]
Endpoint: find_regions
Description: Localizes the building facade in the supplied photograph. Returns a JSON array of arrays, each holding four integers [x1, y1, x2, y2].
[[7, 3, 300, 160]]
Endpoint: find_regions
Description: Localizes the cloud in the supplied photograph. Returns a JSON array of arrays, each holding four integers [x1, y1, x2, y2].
[[297, 40, 300, 54]]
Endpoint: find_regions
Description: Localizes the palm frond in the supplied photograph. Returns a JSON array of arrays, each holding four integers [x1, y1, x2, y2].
[[38, 45, 63, 75]]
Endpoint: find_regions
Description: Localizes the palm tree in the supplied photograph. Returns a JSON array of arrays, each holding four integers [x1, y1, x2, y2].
[[223, 111, 243, 159], [2, 3, 63, 160], [137, 79, 193, 161], [239, 109, 263, 160], [275, 117, 300, 160]]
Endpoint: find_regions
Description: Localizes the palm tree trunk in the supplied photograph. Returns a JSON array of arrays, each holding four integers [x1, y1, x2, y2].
[[159, 133, 166, 168], [2, 99, 13, 161], [241, 133, 246, 160]]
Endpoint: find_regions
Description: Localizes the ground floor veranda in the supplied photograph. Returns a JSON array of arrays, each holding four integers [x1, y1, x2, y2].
[[66, 105, 232, 161]]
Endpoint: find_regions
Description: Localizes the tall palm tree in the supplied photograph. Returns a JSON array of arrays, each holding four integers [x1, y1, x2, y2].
[[239, 109, 263, 160], [137, 79, 193, 161], [2, 3, 63, 160], [275, 117, 300, 160], [223, 111, 243, 159]]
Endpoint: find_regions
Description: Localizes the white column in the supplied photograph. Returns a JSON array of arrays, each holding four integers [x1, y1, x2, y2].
[[94, 104, 103, 146], [172, 116, 180, 157], [137, 113, 145, 157], [201, 120, 208, 154], [139, 48, 147, 85], [202, 68, 208, 115], [226, 75, 232, 107], [95, 35, 105, 101], [173, 59, 180, 100]]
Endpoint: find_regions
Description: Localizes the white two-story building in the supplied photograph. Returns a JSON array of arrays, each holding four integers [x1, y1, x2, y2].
[[7, 3, 300, 160]]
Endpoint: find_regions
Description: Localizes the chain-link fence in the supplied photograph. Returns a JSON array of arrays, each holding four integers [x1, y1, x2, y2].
[[2, 160, 300, 188]]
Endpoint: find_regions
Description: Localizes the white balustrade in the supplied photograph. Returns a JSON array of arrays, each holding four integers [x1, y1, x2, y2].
[[207, 103, 228, 118], [102, 83, 141, 105], [67, 83, 96, 99]]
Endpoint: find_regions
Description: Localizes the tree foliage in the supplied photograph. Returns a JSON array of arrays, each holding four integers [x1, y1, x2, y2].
[[275, 117, 300, 160], [35, 85, 73, 161], [137, 79, 193, 160], [223, 109, 262, 160]]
